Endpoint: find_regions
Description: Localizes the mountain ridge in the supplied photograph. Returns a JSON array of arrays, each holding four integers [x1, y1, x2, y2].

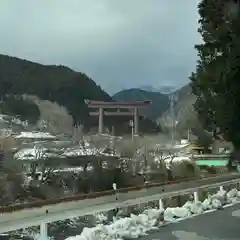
[[113, 84, 198, 134], [0, 54, 160, 134], [138, 84, 181, 94], [112, 88, 170, 120]]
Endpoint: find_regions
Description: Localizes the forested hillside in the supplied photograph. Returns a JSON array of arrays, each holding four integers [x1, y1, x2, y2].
[[113, 88, 170, 120], [0, 55, 160, 134], [158, 84, 197, 132]]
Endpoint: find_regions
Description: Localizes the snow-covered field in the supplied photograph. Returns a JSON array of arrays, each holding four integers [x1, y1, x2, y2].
[[65, 188, 240, 240], [14, 131, 57, 140]]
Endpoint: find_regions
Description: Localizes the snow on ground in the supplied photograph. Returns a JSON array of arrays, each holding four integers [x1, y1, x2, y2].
[[165, 156, 191, 164], [53, 166, 93, 173], [15, 143, 116, 161], [62, 146, 99, 157], [14, 146, 60, 160], [154, 155, 191, 164], [65, 188, 240, 240], [14, 131, 57, 140]]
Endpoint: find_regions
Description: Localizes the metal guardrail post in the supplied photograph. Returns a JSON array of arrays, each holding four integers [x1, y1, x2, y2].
[[39, 222, 48, 240], [159, 198, 164, 210], [112, 183, 119, 216], [237, 182, 240, 190], [193, 191, 199, 203]]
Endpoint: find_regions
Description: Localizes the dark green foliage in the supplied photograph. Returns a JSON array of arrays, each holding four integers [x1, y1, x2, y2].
[[113, 88, 170, 120], [196, 130, 213, 151], [190, 0, 240, 148], [0, 55, 159, 133], [202, 166, 217, 174], [0, 95, 40, 124], [0, 55, 110, 124]]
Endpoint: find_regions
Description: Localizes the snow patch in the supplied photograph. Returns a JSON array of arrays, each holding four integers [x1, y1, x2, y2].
[[14, 146, 59, 160], [154, 155, 191, 164], [62, 147, 98, 157], [14, 132, 56, 139], [65, 188, 240, 240]]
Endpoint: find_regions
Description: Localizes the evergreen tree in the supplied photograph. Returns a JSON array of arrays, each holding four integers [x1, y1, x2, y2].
[[190, 0, 240, 148], [0, 95, 40, 124]]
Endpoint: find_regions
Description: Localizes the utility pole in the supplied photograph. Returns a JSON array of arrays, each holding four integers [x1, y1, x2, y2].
[[169, 93, 178, 145], [111, 126, 116, 155], [187, 128, 190, 141], [130, 120, 134, 142]]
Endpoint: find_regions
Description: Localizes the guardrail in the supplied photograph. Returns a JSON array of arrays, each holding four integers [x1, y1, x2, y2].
[[0, 177, 197, 213], [0, 173, 239, 235], [0, 173, 237, 214]]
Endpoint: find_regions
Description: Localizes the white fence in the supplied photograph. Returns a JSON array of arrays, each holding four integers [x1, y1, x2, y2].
[[0, 173, 240, 239]]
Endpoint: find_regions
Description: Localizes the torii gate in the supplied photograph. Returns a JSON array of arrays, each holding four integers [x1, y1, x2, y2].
[[84, 100, 152, 135]]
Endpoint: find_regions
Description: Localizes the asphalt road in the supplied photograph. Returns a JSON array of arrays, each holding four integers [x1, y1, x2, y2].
[[140, 203, 240, 240]]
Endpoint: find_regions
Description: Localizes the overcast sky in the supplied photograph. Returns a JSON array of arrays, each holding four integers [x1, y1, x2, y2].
[[0, 0, 201, 94]]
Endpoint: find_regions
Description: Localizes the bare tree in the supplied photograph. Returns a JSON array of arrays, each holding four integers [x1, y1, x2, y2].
[[72, 124, 84, 143], [0, 136, 24, 205], [24, 95, 73, 134]]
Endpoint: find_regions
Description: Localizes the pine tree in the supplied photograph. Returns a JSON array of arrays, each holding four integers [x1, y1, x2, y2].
[[190, 0, 240, 148]]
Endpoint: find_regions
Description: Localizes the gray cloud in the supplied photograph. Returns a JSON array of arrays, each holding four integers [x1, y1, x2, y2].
[[0, 0, 201, 94]]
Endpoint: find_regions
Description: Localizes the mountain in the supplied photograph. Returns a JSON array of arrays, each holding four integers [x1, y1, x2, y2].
[[139, 85, 176, 94], [158, 84, 198, 134], [139, 85, 158, 92], [113, 84, 199, 136], [158, 85, 176, 94], [112, 88, 170, 120], [0, 54, 160, 134]]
